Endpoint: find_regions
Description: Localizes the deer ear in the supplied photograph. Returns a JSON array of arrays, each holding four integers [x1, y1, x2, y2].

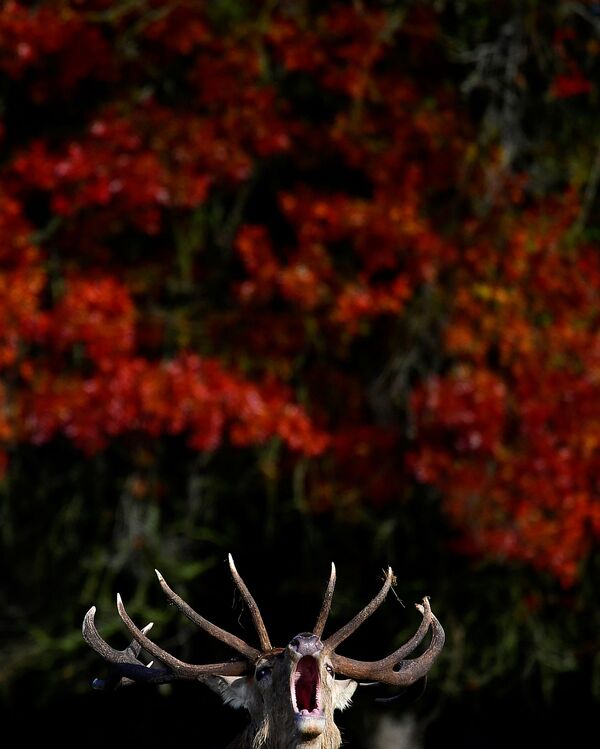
[[333, 678, 358, 711], [201, 675, 257, 711]]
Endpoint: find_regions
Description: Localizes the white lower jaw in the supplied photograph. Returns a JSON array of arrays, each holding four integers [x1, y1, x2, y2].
[[295, 713, 326, 737]]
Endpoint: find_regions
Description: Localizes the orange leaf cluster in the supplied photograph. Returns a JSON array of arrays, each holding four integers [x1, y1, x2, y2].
[[411, 195, 600, 585]]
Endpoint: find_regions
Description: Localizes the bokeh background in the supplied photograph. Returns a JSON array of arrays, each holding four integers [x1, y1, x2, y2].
[[1, 1, 599, 746]]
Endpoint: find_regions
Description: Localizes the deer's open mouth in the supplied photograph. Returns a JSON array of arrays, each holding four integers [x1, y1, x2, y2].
[[291, 656, 322, 717]]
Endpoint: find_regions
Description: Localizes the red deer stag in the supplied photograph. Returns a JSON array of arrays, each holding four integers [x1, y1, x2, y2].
[[83, 555, 444, 749]]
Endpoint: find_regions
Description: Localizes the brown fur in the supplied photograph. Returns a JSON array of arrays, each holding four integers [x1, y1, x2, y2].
[[202, 640, 356, 749]]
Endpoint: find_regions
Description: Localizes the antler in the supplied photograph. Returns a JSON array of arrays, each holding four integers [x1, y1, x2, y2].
[[82, 607, 174, 687], [84, 558, 443, 691], [155, 568, 259, 660], [321, 567, 445, 687], [313, 562, 336, 638], [82, 555, 272, 688], [323, 567, 394, 651], [115, 593, 252, 677], [228, 554, 272, 651]]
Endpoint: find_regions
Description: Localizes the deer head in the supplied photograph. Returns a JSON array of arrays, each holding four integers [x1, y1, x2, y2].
[[83, 556, 444, 749]]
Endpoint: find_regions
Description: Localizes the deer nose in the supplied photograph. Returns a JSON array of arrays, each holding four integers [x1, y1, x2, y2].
[[289, 633, 323, 656]]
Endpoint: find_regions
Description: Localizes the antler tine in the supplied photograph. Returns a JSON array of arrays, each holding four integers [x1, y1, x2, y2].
[[228, 554, 272, 652], [116, 593, 250, 677], [330, 597, 445, 686], [323, 566, 394, 652], [83, 606, 134, 664], [313, 562, 336, 638], [155, 569, 260, 660], [83, 606, 174, 687]]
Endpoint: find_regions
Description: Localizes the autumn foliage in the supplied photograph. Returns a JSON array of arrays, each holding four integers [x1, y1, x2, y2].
[[2, 1, 600, 591], [3, 7, 600, 726]]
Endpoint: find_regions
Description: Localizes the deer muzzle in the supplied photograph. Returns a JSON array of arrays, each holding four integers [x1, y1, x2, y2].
[[288, 633, 325, 736]]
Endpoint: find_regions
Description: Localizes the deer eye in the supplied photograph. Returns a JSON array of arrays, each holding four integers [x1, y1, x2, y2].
[[255, 666, 272, 681], [325, 664, 334, 676]]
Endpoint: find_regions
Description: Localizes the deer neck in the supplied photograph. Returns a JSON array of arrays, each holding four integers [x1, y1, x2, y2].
[[226, 723, 342, 749]]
